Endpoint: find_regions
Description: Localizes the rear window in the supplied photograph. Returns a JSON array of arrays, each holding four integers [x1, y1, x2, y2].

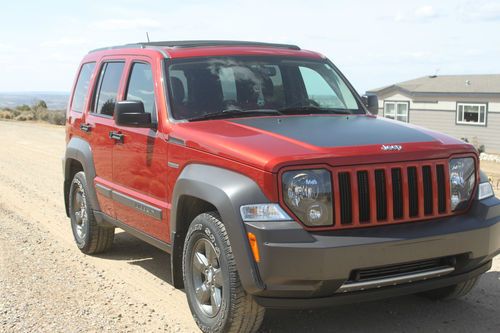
[[71, 62, 95, 113]]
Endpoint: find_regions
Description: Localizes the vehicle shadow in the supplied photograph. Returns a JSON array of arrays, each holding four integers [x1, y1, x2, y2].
[[96, 230, 174, 285], [96, 231, 499, 332]]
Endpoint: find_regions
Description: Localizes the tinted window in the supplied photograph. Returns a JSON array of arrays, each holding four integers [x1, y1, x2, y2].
[[71, 62, 95, 113], [94, 62, 125, 116], [167, 57, 361, 120], [126, 63, 155, 116]]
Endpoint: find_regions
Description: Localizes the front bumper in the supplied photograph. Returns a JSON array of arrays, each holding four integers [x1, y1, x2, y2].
[[244, 197, 500, 307]]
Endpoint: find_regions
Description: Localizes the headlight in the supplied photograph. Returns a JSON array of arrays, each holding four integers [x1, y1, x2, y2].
[[282, 169, 333, 226], [449, 157, 476, 211]]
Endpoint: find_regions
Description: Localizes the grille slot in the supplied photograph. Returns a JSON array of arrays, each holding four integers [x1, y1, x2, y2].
[[407, 167, 419, 217], [357, 171, 370, 223], [437, 165, 446, 213], [338, 172, 352, 225], [391, 168, 403, 219], [423, 166, 433, 215], [374, 169, 387, 221]]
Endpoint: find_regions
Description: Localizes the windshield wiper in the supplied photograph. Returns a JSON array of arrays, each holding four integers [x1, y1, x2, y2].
[[188, 108, 283, 122], [278, 106, 351, 115]]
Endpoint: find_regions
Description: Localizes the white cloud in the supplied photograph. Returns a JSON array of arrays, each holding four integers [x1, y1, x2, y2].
[[460, 1, 500, 21], [91, 18, 161, 31], [415, 5, 438, 19]]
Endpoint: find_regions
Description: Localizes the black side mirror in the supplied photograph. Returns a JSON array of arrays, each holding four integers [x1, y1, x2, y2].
[[114, 101, 152, 128], [362, 95, 379, 115]]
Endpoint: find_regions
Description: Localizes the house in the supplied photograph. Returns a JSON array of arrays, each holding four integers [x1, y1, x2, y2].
[[367, 75, 500, 153]]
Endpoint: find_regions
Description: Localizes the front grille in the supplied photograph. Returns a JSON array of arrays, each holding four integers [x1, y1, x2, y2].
[[331, 160, 452, 229]]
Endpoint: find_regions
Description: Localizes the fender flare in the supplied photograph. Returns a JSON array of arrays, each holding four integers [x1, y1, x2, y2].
[[63, 137, 101, 215], [170, 164, 269, 293]]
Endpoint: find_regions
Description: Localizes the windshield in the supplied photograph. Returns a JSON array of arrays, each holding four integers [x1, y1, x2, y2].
[[166, 56, 363, 120]]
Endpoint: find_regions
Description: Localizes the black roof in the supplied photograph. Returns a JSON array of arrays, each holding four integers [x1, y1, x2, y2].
[[89, 40, 301, 54]]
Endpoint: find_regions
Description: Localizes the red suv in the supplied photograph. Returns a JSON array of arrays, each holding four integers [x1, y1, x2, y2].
[[63, 41, 500, 333]]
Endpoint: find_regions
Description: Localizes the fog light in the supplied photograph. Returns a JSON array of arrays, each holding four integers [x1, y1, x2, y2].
[[240, 204, 291, 222], [478, 182, 494, 200]]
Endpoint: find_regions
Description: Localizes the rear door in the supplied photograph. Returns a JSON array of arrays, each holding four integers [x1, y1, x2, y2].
[[112, 58, 169, 241], [86, 60, 126, 218], [67, 62, 96, 139]]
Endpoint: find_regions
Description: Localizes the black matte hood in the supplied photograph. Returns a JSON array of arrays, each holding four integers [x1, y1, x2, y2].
[[231, 115, 436, 147]]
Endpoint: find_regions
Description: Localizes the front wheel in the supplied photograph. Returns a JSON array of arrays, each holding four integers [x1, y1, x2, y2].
[[183, 212, 265, 333]]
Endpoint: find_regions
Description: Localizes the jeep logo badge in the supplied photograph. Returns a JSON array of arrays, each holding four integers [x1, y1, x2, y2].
[[381, 144, 402, 151]]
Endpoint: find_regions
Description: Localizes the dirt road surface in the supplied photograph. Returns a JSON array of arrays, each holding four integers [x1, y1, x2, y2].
[[1, 120, 499, 332]]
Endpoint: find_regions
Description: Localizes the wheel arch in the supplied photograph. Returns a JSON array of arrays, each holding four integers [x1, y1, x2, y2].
[[170, 164, 268, 293], [63, 137, 100, 216]]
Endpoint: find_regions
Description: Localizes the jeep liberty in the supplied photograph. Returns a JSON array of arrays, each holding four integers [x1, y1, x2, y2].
[[63, 41, 500, 333]]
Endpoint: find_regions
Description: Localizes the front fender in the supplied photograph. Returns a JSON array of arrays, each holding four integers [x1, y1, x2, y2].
[[170, 164, 270, 293]]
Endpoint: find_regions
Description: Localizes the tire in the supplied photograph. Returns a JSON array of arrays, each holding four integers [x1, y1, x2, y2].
[[183, 212, 265, 333], [69, 171, 114, 254], [418, 276, 479, 301]]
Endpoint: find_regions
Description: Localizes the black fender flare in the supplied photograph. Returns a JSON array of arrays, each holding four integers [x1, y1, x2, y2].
[[63, 137, 101, 215], [170, 164, 268, 294]]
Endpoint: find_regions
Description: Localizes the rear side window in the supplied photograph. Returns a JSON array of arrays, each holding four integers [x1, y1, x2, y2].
[[71, 62, 95, 113], [125, 62, 156, 116], [93, 62, 125, 116]]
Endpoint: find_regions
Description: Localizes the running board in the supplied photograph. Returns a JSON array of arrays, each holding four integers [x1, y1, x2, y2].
[[336, 266, 455, 293]]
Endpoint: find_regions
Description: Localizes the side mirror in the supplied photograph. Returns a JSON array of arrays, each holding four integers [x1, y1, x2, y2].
[[114, 101, 152, 128], [363, 95, 379, 115]]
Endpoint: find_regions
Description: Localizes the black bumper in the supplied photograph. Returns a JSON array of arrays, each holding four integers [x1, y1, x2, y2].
[[243, 197, 500, 307]]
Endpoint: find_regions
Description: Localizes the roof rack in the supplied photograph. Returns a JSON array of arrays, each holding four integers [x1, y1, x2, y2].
[[89, 40, 301, 54]]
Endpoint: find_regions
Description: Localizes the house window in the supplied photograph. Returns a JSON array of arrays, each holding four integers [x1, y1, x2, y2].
[[456, 103, 487, 126], [384, 101, 409, 122]]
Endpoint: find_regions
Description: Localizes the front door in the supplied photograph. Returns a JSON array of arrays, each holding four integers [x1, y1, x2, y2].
[[112, 59, 169, 242]]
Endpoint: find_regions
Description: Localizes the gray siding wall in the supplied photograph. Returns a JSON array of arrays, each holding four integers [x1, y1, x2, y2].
[[410, 110, 500, 153], [374, 90, 500, 153]]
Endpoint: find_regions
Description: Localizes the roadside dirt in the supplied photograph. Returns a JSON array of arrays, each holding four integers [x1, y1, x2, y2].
[[1, 120, 499, 332]]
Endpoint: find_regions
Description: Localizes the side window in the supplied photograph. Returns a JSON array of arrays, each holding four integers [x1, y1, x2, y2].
[[93, 62, 125, 116], [126, 62, 156, 116], [71, 62, 95, 113]]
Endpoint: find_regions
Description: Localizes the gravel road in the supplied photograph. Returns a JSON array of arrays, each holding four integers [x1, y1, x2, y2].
[[1, 121, 499, 332]]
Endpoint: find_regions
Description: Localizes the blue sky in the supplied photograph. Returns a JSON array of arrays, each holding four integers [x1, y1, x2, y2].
[[0, 0, 499, 94]]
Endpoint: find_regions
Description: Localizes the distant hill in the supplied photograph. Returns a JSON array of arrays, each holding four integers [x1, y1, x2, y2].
[[0, 92, 69, 110]]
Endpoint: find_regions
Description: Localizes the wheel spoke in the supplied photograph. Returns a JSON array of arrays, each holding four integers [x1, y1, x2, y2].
[[195, 283, 210, 304], [205, 241, 217, 266], [210, 287, 221, 314], [193, 251, 208, 274], [213, 268, 223, 287]]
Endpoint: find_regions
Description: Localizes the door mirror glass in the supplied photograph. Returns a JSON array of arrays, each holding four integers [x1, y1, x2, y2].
[[114, 101, 152, 128]]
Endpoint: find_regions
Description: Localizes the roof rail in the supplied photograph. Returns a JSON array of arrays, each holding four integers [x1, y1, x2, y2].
[[89, 40, 301, 54]]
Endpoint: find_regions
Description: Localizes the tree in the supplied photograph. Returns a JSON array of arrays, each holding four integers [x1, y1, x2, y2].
[[32, 100, 48, 120]]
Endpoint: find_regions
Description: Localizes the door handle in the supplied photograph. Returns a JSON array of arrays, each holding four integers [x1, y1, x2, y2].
[[80, 123, 92, 133], [109, 131, 124, 143]]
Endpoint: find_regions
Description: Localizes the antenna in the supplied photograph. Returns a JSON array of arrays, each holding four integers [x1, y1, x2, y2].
[[146, 32, 150, 43]]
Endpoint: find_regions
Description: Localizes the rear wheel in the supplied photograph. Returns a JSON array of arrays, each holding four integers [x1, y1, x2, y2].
[[69, 171, 114, 254], [419, 276, 479, 300], [183, 212, 265, 333]]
